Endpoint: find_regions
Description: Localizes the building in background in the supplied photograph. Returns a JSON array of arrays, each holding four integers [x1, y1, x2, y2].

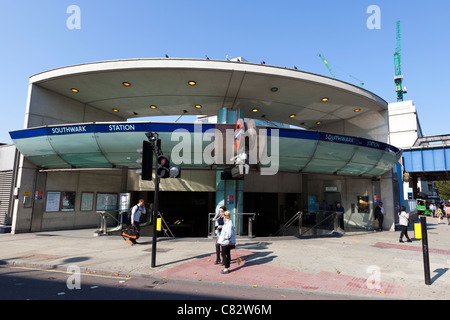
[[4, 58, 404, 236]]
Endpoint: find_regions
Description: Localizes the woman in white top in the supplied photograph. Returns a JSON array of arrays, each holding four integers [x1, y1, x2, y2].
[[217, 211, 236, 274], [399, 206, 412, 243]]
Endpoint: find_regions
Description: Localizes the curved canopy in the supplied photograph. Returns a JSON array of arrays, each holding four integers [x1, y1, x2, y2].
[[29, 58, 388, 130], [10, 122, 402, 177]]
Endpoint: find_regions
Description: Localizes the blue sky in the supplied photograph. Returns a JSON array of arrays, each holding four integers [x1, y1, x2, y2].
[[0, 0, 449, 143]]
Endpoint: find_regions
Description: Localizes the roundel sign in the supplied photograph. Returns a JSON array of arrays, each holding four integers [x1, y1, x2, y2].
[[234, 118, 244, 151]]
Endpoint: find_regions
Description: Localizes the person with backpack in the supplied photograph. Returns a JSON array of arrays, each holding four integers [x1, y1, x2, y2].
[[123, 199, 146, 245], [131, 199, 146, 231]]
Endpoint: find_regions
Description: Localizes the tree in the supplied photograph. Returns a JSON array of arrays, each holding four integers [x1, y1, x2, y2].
[[435, 181, 450, 200]]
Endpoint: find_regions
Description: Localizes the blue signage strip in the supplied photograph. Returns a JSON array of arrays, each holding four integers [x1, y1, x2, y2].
[[10, 122, 401, 155], [47, 124, 94, 135]]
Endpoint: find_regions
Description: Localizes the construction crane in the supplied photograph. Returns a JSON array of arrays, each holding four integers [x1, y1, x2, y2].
[[318, 53, 337, 79], [394, 21, 407, 102], [318, 53, 364, 87]]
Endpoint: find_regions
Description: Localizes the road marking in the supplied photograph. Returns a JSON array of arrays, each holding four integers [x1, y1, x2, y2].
[[0, 265, 131, 280]]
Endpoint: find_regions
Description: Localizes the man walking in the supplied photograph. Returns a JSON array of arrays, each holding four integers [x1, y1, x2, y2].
[[336, 202, 345, 231], [375, 202, 385, 231], [131, 199, 146, 243]]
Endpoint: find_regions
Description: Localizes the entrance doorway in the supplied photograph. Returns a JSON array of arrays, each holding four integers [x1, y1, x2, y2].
[[244, 192, 278, 236], [133, 191, 214, 237], [323, 192, 342, 211]]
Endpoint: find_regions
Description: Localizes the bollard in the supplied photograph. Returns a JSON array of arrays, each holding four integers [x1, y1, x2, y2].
[[420, 216, 431, 285]]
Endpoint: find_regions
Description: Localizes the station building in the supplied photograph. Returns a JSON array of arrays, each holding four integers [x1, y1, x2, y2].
[[4, 58, 402, 236]]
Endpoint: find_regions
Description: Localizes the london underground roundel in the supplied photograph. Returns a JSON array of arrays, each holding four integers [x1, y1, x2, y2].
[[235, 119, 243, 151]]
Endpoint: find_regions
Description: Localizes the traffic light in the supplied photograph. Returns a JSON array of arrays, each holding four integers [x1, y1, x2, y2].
[[156, 155, 171, 178], [136, 140, 153, 181], [169, 165, 181, 178], [156, 155, 181, 179]]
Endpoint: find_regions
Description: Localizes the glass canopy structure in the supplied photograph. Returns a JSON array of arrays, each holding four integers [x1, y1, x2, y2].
[[10, 122, 402, 177]]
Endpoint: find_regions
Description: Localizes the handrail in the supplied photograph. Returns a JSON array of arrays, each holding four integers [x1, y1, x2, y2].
[[96, 209, 152, 234], [208, 212, 257, 238], [299, 211, 338, 236], [275, 211, 303, 236]]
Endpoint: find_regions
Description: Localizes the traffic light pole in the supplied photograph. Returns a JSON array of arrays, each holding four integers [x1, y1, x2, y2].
[[151, 137, 162, 268], [151, 173, 159, 268], [143, 133, 180, 268]]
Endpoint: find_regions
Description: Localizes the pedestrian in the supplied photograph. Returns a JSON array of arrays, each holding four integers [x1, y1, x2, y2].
[[374, 202, 385, 231], [130, 199, 146, 243], [398, 205, 412, 243], [336, 202, 345, 230], [446, 204, 450, 225], [217, 211, 236, 274], [436, 205, 444, 224], [212, 205, 226, 265]]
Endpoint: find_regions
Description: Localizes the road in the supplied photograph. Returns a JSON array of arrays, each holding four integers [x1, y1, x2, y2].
[[0, 265, 346, 301]]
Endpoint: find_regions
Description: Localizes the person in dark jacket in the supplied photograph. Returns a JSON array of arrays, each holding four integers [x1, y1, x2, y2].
[[374, 202, 385, 231], [212, 206, 226, 264]]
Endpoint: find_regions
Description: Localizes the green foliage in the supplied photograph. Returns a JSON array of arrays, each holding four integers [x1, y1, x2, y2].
[[435, 181, 450, 200]]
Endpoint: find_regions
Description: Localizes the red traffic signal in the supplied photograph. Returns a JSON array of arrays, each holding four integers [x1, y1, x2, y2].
[[156, 155, 171, 178]]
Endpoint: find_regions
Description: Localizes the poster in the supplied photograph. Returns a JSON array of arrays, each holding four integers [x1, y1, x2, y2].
[[61, 191, 76, 211], [119, 193, 131, 211], [35, 191, 43, 200], [96, 193, 118, 211], [81, 192, 94, 211], [45, 191, 61, 212], [357, 196, 369, 213]]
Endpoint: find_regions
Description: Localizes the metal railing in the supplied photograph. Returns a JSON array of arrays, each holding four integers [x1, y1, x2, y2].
[[96, 209, 152, 235], [276, 210, 341, 237], [275, 211, 303, 236], [299, 211, 340, 237], [208, 212, 257, 239]]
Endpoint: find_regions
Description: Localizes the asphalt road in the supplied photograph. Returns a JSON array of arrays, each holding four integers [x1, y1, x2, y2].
[[0, 265, 345, 301]]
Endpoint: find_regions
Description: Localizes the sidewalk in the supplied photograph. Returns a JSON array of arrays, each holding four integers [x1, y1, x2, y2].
[[1, 216, 449, 300]]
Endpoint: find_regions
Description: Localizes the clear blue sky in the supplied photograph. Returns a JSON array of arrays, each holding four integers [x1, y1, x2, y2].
[[1, 0, 448, 143]]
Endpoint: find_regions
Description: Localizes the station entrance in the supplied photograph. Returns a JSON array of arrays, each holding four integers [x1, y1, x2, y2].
[[131, 191, 304, 237], [132, 191, 215, 237]]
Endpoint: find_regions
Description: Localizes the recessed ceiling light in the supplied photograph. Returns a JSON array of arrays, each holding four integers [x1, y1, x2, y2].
[[188, 81, 197, 86], [71, 88, 79, 93], [354, 108, 361, 112], [194, 105, 203, 109], [289, 114, 296, 118], [271, 87, 279, 92], [122, 82, 131, 87], [112, 108, 120, 113], [316, 121, 322, 125], [321, 97, 329, 102], [150, 105, 157, 109], [252, 108, 259, 113]]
